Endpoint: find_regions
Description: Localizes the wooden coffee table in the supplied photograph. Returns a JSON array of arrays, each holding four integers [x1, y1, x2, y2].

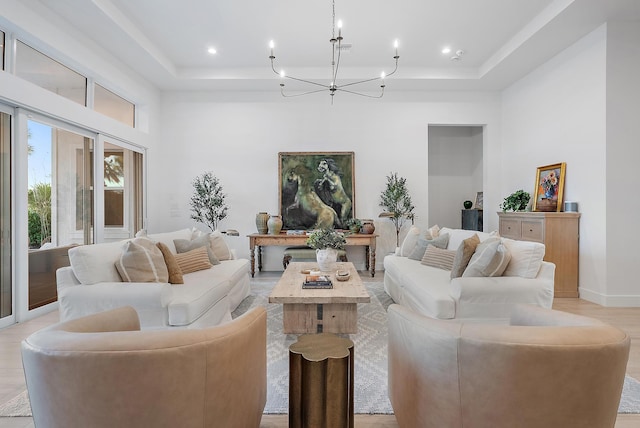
[[269, 262, 370, 334]]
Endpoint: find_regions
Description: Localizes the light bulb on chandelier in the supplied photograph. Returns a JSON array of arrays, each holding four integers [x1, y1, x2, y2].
[[268, 0, 399, 103]]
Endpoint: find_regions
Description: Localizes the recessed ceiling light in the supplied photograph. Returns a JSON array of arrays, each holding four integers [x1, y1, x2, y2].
[[441, 47, 451, 54], [207, 47, 217, 55]]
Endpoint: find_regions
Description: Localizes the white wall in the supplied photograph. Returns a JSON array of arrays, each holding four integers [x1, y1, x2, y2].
[[152, 92, 501, 271], [605, 22, 640, 305], [501, 25, 613, 303], [428, 126, 483, 229]]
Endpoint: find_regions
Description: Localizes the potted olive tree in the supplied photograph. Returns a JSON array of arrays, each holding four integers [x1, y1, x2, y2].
[[379, 172, 415, 247], [189, 172, 228, 231]]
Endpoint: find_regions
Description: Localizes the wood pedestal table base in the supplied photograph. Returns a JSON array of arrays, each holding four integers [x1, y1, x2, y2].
[[289, 333, 354, 428]]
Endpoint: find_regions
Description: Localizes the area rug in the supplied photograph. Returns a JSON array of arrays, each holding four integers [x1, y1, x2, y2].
[[3, 277, 640, 417], [231, 275, 395, 414]]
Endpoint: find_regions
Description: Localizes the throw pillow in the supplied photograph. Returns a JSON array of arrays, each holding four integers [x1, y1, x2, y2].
[[462, 238, 512, 277], [407, 233, 450, 261], [399, 225, 421, 257], [501, 238, 546, 278], [174, 246, 213, 274], [174, 234, 220, 265], [156, 242, 184, 284], [209, 230, 233, 261], [427, 224, 440, 239], [115, 238, 169, 283], [450, 234, 481, 279], [421, 245, 456, 271]]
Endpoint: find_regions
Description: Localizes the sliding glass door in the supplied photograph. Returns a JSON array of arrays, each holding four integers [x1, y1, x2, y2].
[[102, 139, 144, 242], [27, 119, 94, 310], [0, 110, 12, 324]]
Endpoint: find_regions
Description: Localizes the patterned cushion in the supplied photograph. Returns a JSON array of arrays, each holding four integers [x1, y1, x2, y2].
[[174, 246, 213, 274], [174, 234, 220, 265], [421, 245, 456, 271], [115, 238, 168, 283]]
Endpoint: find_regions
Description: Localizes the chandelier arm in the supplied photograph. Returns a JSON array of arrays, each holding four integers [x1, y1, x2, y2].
[[283, 75, 330, 88], [338, 58, 399, 88], [281, 88, 329, 97], [335, 87, 385, 98]]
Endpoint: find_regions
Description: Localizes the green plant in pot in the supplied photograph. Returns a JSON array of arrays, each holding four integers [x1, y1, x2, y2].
[[379, 172, 415, 247], [189, 172, 228, 231], [306, 228, 347, 271], [500, 189, 531, 212], [345, 218, 362, 233]]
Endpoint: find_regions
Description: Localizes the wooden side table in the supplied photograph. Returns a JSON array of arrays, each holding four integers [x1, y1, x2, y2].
[[289, 333, 354, 428]]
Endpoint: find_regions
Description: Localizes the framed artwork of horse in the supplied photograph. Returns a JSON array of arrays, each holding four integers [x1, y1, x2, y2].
[[278, 151, 355, 230]]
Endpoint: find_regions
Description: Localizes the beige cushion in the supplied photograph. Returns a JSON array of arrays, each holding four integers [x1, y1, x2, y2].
[[408, 233, 450, 261], [450, 233, 480, 279], [423, 224, 440, 240], [209, 230, 233, 261], [156, 242, 184, 284], [399, 225, 421, 257], [174, 234, 220, 265], [174, 246, 213, 274], [421, 245, 456, 270], [463, 238, 512, 277], [502, 238, 546, 278], [115, 238, 169, 283]]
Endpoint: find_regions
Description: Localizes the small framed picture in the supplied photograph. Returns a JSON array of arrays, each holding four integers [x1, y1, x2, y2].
[[533, 162, 566, 212], [475, 192, 483, 209]]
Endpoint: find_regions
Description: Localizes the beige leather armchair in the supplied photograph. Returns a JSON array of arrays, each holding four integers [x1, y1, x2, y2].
[[22, 306, 267, 428], [388, 304, 630, 428]]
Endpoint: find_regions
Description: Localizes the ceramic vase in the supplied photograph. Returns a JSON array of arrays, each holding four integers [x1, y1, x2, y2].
[[316, 248, 338, 271], [267, 215, 283, 235], [255, 212, 269, 234], [361, 220, 375, 234]]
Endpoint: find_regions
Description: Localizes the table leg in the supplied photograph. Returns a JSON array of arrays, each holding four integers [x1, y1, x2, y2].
[[258, 246, 263, 272], [370, 250, 376, 277], [249, 240, 256, 277], [370, 242, 376, 277], [365, 246, 370, 271]]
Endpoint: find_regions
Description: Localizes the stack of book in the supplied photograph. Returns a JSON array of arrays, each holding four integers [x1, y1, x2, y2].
[[302, 275, 333, 289]]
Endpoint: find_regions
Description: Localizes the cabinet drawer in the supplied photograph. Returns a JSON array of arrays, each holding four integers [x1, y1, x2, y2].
[[521, 220, 544, 243], [499, 219, 521, 239]]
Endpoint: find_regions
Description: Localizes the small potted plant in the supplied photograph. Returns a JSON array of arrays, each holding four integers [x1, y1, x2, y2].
[[500, 190, 530, 212], [345, 218, 362, 233], [306, 228, 347, 271]]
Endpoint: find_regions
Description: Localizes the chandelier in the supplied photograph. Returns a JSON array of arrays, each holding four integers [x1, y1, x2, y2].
[[268, 0, 399, 102]]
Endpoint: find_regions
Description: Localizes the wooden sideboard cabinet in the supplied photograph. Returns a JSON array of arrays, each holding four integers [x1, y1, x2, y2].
[[497, 211, 580, 298]]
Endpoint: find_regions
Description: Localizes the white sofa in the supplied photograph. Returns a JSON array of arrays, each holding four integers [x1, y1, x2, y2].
[[57, 229, 251, 329], [383, 226, 555, 321]]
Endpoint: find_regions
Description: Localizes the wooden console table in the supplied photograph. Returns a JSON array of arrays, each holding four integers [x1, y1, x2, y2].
[[247, 233, 378, 277]]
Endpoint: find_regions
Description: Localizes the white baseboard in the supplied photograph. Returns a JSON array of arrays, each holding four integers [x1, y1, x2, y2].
[[579, 288, 640, 307]]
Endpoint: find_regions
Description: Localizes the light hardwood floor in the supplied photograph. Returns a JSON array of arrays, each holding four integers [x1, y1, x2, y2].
[[1, 274, 639, 427]]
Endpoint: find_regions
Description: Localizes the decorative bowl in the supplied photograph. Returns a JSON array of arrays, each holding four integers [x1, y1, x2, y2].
[[335, 270, 351, 281]]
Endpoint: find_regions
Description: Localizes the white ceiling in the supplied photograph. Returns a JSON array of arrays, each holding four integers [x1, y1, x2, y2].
[[35, 0, 640, 92]]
